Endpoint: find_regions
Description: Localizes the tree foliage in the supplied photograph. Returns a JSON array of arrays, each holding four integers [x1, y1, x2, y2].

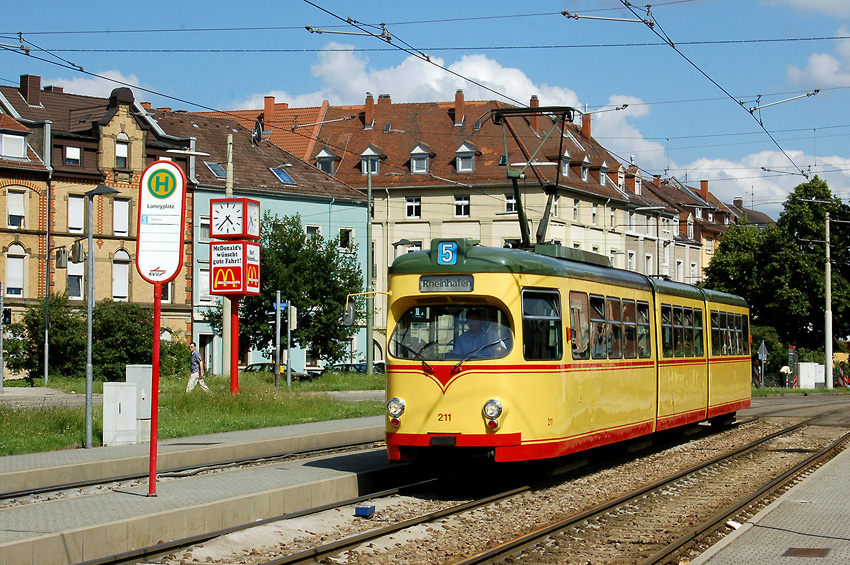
[[705, 176, 850, 353], [91, 300, 154, 381], [237, 213, 364, 362]]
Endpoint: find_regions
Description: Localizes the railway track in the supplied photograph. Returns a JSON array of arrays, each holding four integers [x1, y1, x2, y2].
[[456, 424, 850, 564], [212, 420, 843, 565]]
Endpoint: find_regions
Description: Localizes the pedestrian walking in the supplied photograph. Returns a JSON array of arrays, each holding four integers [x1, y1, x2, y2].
[[186, 341, 212, 394]]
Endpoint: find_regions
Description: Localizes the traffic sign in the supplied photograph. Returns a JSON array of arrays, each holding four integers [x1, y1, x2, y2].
[[758, 340, 768, 361], [135, 161, 187, 284]]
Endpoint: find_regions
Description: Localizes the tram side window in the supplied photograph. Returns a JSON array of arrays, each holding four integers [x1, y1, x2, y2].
[[637, 302, 651, 358], [522, 290, 563, 361], [673, 306, 685, 357], [590, 294, 607, 359], [719, 312, 729, 354], [734, 313, 743, 355], [742, 314, 750, 355], [661, 304, 673, 357], [622, 299, 637, 359], [694, 309, 704, 356], [607, 297, 622, 359], [683, 308, 694, 357], [711, 311, 721, 356], [570, 291, 590, 360]]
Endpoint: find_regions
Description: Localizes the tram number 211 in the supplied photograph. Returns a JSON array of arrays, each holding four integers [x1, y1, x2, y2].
[[438, 413, 452, 422]]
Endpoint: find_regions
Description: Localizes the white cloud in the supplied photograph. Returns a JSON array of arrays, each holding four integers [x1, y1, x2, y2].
[[787, 26, 850, 86], [765, 0, 850, 18], [43, 71, 146, 98]]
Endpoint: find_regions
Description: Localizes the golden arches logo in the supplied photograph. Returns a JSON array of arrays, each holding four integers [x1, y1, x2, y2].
[[214, 267, 240, 288], [247, 265, 258, 280]]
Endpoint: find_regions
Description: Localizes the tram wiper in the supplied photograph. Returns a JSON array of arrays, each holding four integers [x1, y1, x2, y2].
[[392, 341, 434, 373], [453, 338, 507, 372]]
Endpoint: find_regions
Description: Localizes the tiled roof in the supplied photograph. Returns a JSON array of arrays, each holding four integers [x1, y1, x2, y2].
[[0, 113, 30, 133], [295, 94, 643, 206], [0, 113, 48, 173], [195, 100, 327, 162], [147, 110, 365, 202]]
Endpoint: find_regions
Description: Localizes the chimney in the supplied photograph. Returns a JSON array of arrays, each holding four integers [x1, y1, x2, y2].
[[156, 107, 172, 112], [700, 179, 709, 200], [264, 96, 275, 126], [43, 85, 63, 93], [377, 93, 392, 106], [454, 89, 464, 126], [141, 102, 152, 110], [733, 197, 743, 209], [581, 111, 591, 138], [364, 92, 374, 129], [19, 74, 41, 106], [529, 95, 539, 131]]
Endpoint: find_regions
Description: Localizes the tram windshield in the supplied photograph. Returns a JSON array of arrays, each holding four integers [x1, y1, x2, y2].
[[390, 304, 513, 361]]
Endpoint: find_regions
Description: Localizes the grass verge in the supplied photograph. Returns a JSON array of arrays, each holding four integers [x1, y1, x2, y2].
[[0, 371, 384, 456]]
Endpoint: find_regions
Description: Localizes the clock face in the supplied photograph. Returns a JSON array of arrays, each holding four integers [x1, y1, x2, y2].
[[212, 200, 244, 236], [247, 201, 260, 237]]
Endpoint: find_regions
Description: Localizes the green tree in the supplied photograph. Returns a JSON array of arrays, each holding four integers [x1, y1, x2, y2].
[[4, 293, 86, 382], [702, 223, 761, 297], [238, 213, 364, 362], [91, 300, 154, 381]]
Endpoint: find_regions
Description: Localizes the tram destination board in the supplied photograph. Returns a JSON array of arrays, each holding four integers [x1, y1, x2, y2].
[[419, 274, 474, 292]]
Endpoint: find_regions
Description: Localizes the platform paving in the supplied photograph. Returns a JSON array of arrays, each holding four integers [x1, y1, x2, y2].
[[693, 445, 850, 564]]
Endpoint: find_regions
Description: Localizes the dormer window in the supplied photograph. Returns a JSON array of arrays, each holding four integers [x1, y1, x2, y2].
[[708, 211, 714, 222], [455, 142, 476, 173], [581, 163, 589, 182], [315, 148, 335, 174], [360, 145, 381, 175], [0, 134, 26, 159], [115, 133, 129, 169], [65, 146, 81, 166], [410, 144, 431, 174], [695, 208, 703, 220], [600, 167, 608, 186], [618, 170, 625, 191], [560, 149, 570, 177], [635, 176, 642, 195]]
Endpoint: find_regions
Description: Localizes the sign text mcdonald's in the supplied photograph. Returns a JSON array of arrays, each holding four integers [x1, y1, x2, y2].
[[210, 240, 261, 296]]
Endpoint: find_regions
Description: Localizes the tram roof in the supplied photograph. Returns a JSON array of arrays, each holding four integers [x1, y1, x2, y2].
[[390, 239, 748, 308]]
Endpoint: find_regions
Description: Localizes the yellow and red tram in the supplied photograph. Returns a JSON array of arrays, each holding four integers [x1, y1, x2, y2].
[[384, 239, 750, 463]]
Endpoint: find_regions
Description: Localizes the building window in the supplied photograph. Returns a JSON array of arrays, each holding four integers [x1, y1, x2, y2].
[[5, 244, 25, 296], [198, 265, 214, 304], [505, 194, 517, 213], [410, 147, 429, 174], [552, 195, 559, 217], [68, 258, 83, 300], [161, 280, 172, 304], [635, 176, 642, 195], [581, 163, 589, 182], [116, 134, 129, 169], [561, 159, 569, 177], [592, 203, 598, 225], [306, 225, 321, 238], [68, 195, 85, 233], [706, 237, 713, 253], [113, 199, 129, 236], [708, 211, 714, 222], [695, 208, 703, 220], [7, 190, 25, 229], [361, 157, 379, 175], [600, 168, 607, 186], [573, 200, 579, 222], [628, 211, 635, 232], [627, 251, 636, 272], [690, 262, 698, 280], [406, 197, 421, 219], [199, 216, 210, 242], [676, 260, 684, 282], [339, 228, 354, 251], [645, 254, 653, 276], [65, 146, 81, 166], [610, 209, 616, 229], [317, 157, 334, 174], [618, 170, 625, 190], [455, 195, 470, 217], [204, 161, 226, 178], [0, 134, 26, 159], [456, 153, 474, 172], [687, 220, 694, 240], [270, 167, 297, 184], [112, 249, 130, 301]]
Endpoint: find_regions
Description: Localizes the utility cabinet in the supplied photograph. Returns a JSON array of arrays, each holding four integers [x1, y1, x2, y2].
[[102, 383, 138, 446], [126, 364, 153, 442]]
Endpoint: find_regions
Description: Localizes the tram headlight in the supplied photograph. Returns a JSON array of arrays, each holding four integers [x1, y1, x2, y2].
[[483, 399, 502, 419], [387, 397, 406, 417]]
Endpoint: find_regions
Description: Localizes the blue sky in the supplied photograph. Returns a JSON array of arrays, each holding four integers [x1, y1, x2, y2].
[[3, 0, 850, 218]]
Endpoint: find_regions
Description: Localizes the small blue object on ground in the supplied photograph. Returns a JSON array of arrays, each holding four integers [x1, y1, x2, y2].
[[354, 505, 376, 517]]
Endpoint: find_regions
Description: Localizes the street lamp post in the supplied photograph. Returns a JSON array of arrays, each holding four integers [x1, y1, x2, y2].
[[366, 159, 373, 375], [85, 183, 119, 448]]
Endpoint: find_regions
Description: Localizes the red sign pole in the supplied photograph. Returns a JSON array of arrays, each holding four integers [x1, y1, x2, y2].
[[231, 297, 240, 394], [148, 282, 162, 496]]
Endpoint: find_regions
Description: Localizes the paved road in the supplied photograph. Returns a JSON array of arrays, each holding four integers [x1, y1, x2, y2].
[[0, 386, 102, 408]]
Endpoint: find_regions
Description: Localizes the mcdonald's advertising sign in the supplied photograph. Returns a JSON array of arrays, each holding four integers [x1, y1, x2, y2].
[[136, 160, 187, 284], [210, 240, 260, 296]]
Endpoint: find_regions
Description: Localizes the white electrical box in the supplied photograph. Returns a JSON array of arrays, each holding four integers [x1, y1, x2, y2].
[[126, 364, 153, 442], [103, 383, 138, 446]]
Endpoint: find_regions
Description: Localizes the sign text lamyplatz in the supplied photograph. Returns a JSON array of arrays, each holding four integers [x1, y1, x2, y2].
[[136, 161, 187, 284], [210, 240, 260, 295]]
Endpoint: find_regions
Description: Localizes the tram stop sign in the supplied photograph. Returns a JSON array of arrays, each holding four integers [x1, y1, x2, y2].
[[135, 161, 187, 284]]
